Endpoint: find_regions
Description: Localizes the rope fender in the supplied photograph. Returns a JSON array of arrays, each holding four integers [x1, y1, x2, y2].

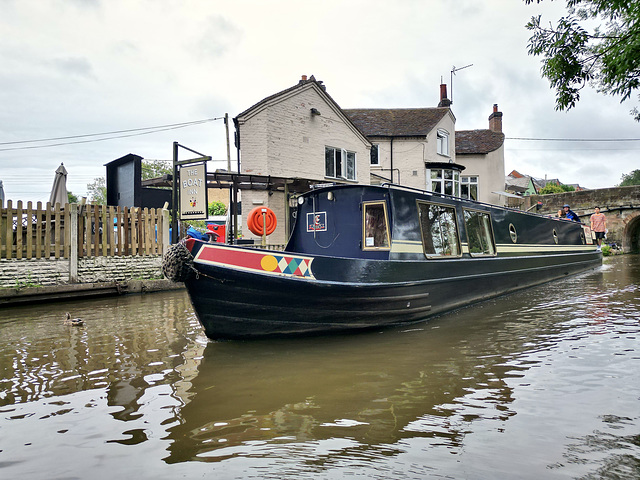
[[162, 242, 197, 282]]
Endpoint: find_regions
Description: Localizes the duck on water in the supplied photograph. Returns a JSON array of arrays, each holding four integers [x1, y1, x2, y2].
[[163, 183, 601, 340]]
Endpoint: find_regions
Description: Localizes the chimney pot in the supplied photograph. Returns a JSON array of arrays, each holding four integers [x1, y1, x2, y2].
[[493, 104, 498, 113], [301, 75, 308, 81]]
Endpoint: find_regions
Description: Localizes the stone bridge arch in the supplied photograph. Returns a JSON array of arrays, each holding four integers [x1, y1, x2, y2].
[[524, 185, 640, 251], [622, 211, 640, 253]]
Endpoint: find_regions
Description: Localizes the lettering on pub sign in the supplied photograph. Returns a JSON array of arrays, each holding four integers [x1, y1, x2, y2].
[[179, 163, 207, 220]]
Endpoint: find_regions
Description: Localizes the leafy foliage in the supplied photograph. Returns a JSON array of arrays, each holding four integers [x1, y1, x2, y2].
[[208, 201, 227, 216], [87, 177, 106, 205], [67, 191, 79, 204], [526, 0, 640, 120], [539, 183, 565, 194], [619, 169, 640, 186], [141, 159, 172, 180]]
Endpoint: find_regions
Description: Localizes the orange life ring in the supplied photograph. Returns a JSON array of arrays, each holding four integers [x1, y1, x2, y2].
[[247, 207, 277, 236]]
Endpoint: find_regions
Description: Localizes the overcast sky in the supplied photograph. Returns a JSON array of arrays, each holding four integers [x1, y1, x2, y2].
[[1, 0, 639, 203]]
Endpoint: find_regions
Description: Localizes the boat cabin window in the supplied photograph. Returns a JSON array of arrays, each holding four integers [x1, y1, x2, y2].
[[463, 209, 496, 256], [417, 202, 461, 257], [362, 201, 391, 250]]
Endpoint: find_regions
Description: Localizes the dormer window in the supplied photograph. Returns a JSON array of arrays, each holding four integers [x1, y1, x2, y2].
[[436, 129, 449, 157]]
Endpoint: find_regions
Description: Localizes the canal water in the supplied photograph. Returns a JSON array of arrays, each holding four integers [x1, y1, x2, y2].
[[1, 255, 639, 479]]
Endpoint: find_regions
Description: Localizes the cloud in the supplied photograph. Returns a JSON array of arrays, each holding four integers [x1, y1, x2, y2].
[[51, 56, 95, 79], [193, 16, 243, 60]]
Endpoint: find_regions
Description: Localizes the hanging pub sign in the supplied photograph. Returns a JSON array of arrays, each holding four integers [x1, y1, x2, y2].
[[179, 163, 207, 220]]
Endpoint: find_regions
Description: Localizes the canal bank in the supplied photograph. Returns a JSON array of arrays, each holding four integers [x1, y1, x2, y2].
[[0, 278, 184, 307]]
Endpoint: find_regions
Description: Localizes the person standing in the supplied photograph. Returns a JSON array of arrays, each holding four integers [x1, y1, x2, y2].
[[563, 204, 580, 222], [590, 206, 607, 251]]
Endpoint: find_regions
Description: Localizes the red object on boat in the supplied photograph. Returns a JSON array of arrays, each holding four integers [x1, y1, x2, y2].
[[247, 207, 277, 236]]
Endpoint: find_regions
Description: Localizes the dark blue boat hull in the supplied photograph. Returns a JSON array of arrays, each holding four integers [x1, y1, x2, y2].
[[184, 249, 601, 340]]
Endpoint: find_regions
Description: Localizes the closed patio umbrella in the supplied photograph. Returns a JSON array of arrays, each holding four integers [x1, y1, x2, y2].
[[49, 163, 68, 206]]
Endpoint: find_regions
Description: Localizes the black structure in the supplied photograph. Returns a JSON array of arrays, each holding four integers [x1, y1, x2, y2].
[[164, 183, 602, 340], [105, 154, 171, 208]]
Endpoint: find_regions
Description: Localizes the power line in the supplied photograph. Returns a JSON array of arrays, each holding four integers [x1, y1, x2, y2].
[[0, 117, 224, 152], [0, 118, 223, 145], [507, 136, 640, 142]]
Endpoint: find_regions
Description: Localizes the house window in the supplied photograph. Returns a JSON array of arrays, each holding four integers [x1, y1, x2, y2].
[[428, 168, 460, 197], [417, 201, 461, 257], [325, 146, 357, 181], [436, 129, 449, 156], [463, 209, 496, 256], [370, 144, 379, 165], [362, 201, 390, 250], [461, 176, 478, 201]]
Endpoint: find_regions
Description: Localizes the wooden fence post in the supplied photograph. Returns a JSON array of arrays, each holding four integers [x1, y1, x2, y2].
[[162, 206, 170, 255], [69, 203, 78, 283]]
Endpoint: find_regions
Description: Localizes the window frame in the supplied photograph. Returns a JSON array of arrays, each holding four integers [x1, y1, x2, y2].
[[461, 175, 479, 201], [436, 129, 450, 157], [462, 208, 497, 257], [416, 200, 462, 259], [325, 145, 357, 181], [427, 167, 460, 197], [362, 201, 391, 251], [370, 144, 380, 166]]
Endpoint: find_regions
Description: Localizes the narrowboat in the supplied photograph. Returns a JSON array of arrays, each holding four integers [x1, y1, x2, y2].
[[162, 184, 601, 340]]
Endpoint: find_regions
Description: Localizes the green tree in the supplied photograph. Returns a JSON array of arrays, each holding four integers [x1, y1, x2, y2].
[[539, 183, 565, 194], [141, 159, 172, 180], [68, 191, 79, 204], [87, 177, 106, 205], [525, 0, 640, 120], [619, 169, 640, 186], [561, 184, 576, 192]]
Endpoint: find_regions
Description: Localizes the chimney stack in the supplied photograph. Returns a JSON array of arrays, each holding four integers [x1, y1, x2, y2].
[[438, 84, 451, 107], [301, 75, 307, 81], [489, 104, 503, 132]]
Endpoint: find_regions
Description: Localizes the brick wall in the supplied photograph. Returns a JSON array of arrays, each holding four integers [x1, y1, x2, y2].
[[0, 255, 163, 288], [239, 84, 370, 183]]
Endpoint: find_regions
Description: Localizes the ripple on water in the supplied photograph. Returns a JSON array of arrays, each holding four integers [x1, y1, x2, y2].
[[0, 259, 639, 479]]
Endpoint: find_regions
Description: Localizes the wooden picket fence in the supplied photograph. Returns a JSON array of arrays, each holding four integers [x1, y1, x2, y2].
[[0, 200, 168, 260]]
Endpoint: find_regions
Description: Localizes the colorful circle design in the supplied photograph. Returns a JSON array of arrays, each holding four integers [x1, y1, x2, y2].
[[260, 255, 278, 272]]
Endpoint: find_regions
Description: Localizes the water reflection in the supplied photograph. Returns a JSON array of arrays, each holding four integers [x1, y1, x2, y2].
[[0, 256, 639, 479]]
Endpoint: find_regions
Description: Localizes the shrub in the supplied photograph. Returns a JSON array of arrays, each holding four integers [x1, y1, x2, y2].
[[208, 201, 227, 216]]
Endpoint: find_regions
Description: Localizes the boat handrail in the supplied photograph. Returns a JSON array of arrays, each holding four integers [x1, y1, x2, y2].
[[378, 182, 573, 220], [379, 182, 501, 211]]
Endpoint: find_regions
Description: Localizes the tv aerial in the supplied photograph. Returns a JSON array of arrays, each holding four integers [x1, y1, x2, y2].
[[450, 64, 473, 104]]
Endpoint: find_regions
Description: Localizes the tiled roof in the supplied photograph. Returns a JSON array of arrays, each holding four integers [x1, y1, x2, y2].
[[455, 129, 505, 155], [343, 108, 450, 137], [505, 175, 532, 190]]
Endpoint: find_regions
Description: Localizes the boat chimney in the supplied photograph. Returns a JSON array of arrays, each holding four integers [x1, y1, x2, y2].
[[489, 104, 503, 132]]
